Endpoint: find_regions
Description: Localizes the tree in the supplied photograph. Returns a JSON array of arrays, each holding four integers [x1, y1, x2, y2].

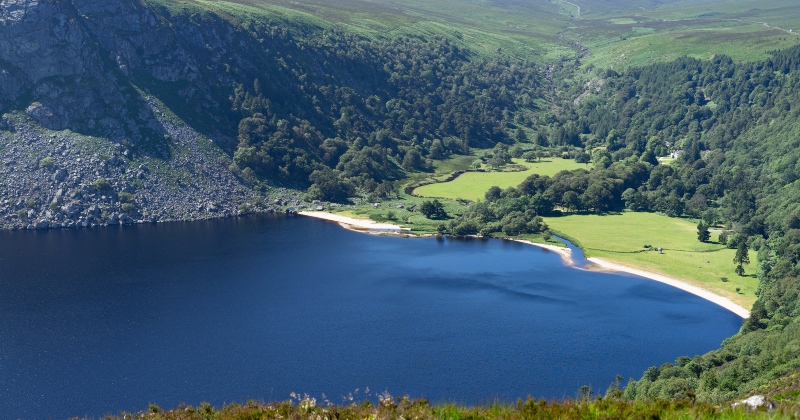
[[485, 186, 503, 201], [522, 151, 536, 162], [487, 156, 505, 169], [509, 145, 523, 158], [420, 199, 446, 219], [471, 159, 483, 169], [514, 128, 527, 142], [697, 221, 710, 242], [563, 191, 580, 213], [402, 149, 422, 171], [307, 168, 352, 203], [734, 240, 750, 276]]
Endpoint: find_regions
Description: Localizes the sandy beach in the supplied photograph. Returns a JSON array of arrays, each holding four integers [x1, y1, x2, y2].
[[299, 211, 410, 231], [509, 238, 574, 265], [587, 257, 750, 318]]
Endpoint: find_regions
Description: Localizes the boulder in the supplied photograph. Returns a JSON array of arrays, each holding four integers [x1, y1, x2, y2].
[[34, 220, 49, 229], [53, 168, 68, 183], [63, 202, 80, 215], [732, 395, 774, 410]]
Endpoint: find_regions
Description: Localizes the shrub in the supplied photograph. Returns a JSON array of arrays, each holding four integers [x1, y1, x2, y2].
[[24, 198, 35, 208], [118, 192, 133, 203], [386, 210, 395, 220], [238, 203, 251, 214], [121, 203, 136, 214], [48, 202, 60, 212], [17, 209, 27, 222], [93, 178, 112, 191], [40, 157, 54, 169]]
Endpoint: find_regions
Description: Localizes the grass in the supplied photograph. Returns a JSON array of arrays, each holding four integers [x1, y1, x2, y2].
[[415, 158, 591, 202], [544, 212, 758, 309]]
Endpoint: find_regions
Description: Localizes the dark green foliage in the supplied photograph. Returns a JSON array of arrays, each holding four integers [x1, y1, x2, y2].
[[307, 168, 353, 203], [697, 222, 710, 242], [93, 178, 111, 191], [420, 200, 446, 219], [118, 192, 133, 203], [121, 203, 136, 214]]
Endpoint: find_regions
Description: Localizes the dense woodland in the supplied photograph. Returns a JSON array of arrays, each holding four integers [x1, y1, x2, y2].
[[182, 8, 548, 195]]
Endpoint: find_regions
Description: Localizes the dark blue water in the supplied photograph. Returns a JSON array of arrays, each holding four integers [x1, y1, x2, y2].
[[0, 214, 742, 419]]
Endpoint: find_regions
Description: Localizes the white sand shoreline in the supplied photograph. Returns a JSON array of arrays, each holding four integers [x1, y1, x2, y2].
[[299, 211, 410, 231], [507, 238, 574, 265], [299, 211, 749, 318], [587, 257, 750, 318]]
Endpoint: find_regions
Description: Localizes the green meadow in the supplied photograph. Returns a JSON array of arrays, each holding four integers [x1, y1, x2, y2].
[[414, 158, 591, 202], [545, 212, 758, 309]]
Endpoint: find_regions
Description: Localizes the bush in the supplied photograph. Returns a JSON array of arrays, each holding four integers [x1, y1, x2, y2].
[[40, 157, 54, 169], [238, 203, 251, 214], [17, 209, 27, 222], [48, 202, 60, 212], [24, 198, 35, 208], [93, 178, 112, 191], [118, 192, 133, 203], [386, 210, 395, 220], [121, 203, 136, 214]]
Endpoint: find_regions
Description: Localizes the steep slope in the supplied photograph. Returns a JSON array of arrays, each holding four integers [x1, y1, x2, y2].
[[0, 0, 546, 228]]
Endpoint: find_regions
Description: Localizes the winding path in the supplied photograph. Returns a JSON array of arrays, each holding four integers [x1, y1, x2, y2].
[[558, 0, 580, 18]]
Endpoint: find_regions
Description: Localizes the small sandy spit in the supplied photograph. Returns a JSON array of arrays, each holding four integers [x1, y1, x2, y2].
[[587, 257, 750, 318], [299, 211, 410, 231], [508, 238, 574, 265]]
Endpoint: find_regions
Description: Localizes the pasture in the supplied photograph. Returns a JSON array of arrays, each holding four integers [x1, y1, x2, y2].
[[544, 212, 758, 308], [415, 158, 591, 202]]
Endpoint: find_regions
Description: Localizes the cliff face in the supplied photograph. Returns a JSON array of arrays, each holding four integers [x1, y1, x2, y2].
[[0, 0, 207, 130], [0, 0, 296, 229]]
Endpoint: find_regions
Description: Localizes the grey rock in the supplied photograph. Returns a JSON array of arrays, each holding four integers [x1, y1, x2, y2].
[[53, 168, 68, 182], [35, 220, 49, 229], [63, 202, 80, 215]]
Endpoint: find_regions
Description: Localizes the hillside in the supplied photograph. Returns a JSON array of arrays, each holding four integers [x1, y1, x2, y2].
[[7, 0, 800, 410]]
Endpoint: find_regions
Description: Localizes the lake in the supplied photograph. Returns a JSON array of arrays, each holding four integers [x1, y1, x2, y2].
[[0, 214, 743, 419]]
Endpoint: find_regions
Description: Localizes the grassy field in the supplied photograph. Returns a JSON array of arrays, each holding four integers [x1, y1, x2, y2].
[[544, 212, 758, 309], [414, 158, 591, 202]]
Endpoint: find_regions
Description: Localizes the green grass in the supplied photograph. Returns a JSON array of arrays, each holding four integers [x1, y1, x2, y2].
[[415, 158, 591, 202], [544, 212, 758, 309]]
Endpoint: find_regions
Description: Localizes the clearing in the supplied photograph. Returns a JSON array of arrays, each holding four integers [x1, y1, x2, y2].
[[415, 158, 591, 202]]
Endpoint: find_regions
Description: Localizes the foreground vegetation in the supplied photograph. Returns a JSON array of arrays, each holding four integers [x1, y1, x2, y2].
[[76, 394, 800, 420]]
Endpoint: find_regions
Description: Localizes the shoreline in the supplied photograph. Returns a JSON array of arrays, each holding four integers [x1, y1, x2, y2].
[[587, 257, 750, 318], [507, 238, 575, 265], [299, 211, 750, 318], [299, 211, 410, 231]]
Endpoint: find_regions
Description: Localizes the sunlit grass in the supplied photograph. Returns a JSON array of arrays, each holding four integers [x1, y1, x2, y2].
[[545, 212, 758, 308], [415, 158, 591, 202]]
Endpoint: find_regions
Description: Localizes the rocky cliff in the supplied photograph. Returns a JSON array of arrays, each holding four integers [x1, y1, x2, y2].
[[0, 0, 302, 229]]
